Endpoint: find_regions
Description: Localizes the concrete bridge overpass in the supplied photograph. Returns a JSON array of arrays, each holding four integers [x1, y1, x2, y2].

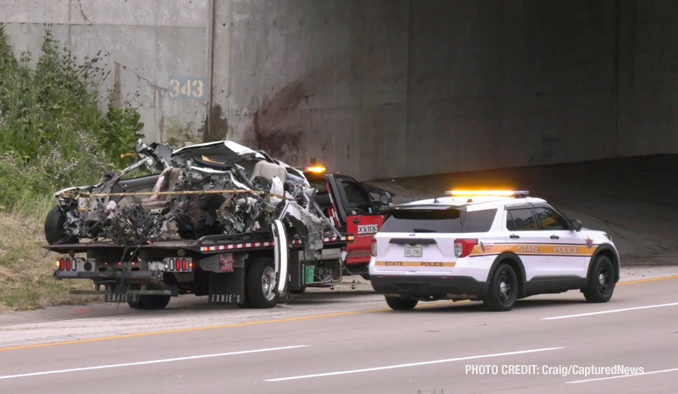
[[2, 0, 677, 180]]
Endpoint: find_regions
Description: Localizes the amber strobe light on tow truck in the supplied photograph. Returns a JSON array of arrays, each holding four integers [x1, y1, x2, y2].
[[305, 165, 326, 174], [445, 190, 529, 198]]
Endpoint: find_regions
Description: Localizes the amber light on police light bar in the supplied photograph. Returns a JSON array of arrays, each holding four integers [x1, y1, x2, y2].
[[445, 190, 529, 197]]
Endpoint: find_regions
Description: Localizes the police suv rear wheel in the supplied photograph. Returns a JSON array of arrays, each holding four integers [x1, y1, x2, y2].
[[583, 255, 615, 303], [385, 296, 418, 311], [483, 263, 519, 311]]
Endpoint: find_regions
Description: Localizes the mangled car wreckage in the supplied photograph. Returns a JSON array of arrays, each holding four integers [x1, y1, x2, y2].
[[47, 140, 340, 254], [44, 140, 353, 309]]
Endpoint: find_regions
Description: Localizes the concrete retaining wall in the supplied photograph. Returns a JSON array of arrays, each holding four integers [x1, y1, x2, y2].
[[1, 0, 212, 144], [2, 0, 677, 180]]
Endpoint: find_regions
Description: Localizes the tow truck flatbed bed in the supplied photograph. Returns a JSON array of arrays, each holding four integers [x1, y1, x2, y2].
[[43, 232, 353, 254]]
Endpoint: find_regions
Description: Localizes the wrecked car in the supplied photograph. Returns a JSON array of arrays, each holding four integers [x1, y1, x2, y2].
[[45, 139, 341, 259]]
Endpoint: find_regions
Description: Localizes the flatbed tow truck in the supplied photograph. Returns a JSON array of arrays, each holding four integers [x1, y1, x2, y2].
[[45, 150, 388, 310]]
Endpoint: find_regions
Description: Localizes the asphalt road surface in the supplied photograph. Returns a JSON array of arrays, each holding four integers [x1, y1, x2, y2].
[[1, 275, 677, 394]]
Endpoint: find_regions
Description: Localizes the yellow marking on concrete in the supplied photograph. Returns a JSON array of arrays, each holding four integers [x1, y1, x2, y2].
[[618, 275, 678, 286], [0, 308, 388, 353]]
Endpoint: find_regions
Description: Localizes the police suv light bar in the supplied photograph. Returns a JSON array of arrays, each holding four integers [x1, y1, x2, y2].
[[445, 190, 529, 198]]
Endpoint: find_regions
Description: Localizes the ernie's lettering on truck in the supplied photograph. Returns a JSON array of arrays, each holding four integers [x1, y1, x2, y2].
[[210, 294, 241, 303], [357, 224, 379, 235]]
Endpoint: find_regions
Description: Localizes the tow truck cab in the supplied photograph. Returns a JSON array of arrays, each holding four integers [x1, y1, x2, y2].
[[303, 165, 392, 278]]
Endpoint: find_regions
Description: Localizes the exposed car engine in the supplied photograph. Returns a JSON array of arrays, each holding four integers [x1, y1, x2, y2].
[[47, 139, 341, 256]]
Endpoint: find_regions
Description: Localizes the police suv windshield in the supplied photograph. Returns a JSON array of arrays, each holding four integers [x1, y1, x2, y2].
[[381, 208, 497, 233]]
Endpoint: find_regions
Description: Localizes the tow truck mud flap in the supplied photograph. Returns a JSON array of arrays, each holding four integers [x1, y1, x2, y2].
[[104, 284, 139, 303], [208, 265, 246, 304]]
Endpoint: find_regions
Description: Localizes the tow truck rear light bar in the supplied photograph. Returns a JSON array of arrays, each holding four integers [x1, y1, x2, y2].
[[166, 258, 191, 272], [199, 235, 353, 253], [56, 257, 78, 272]]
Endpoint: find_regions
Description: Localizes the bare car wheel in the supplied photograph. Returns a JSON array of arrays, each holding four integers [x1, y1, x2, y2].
[[44, 206, 78, 245]]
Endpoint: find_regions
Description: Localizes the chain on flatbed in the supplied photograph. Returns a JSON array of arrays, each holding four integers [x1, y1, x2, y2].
[[61, 189, 291, 200]]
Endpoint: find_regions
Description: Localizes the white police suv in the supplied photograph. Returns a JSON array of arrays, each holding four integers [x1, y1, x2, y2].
[[368, 190, 619, 311]]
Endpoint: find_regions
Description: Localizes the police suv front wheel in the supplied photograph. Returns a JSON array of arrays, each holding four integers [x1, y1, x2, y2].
[[483, 263, 519, 311], [583, 255, 616, 303], [385, 296, 418, 311]]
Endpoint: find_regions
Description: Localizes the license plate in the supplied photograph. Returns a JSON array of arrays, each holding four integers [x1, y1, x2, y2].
[[148, 262, 166, 271], [404, 245, 423, 258], [105, 293, 139, 303]]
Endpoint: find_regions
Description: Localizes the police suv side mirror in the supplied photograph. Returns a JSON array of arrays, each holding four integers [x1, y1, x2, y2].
[[570, 219, 583, 232]]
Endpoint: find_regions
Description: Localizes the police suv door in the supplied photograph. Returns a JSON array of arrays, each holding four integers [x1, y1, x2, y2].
[[532, 204, 590, 279], [504, 204, 551, 281], [333, 175, 385, 265]]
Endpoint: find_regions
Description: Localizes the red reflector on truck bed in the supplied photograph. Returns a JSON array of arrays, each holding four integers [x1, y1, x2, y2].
[[199, 236, 351, 252]]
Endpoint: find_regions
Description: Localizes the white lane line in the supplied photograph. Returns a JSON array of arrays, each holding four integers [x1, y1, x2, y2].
[[0, 345, 308, 380], [264, 347, 565, 382], [566, 367, 678, 384], [542, 302, 678, 320]]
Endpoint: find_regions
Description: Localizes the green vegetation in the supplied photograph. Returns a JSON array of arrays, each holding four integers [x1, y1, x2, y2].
[[0, 25, 144, 309]]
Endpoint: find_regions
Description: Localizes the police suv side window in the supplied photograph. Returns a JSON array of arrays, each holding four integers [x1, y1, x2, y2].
[[534, 206, 570, 230], [506, 209, 538, 231]]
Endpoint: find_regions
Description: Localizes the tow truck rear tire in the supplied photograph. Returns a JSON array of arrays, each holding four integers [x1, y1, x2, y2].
[[127, 295, 171, 310], [385, 296, 418, 311], [127, 299, 145, 310], [483, 263, 519, 312], [246, 257, 278, 309]]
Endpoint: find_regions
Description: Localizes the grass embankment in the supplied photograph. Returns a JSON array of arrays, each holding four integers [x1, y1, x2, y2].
[[0, 25, 144, 310]]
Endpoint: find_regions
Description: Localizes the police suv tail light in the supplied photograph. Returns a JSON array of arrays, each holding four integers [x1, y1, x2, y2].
[[454, 239, 478, 258], [371, 238, 378, 257]]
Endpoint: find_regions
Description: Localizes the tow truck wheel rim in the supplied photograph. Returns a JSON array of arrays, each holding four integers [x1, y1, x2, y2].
[[262, 266, 276, 301]]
